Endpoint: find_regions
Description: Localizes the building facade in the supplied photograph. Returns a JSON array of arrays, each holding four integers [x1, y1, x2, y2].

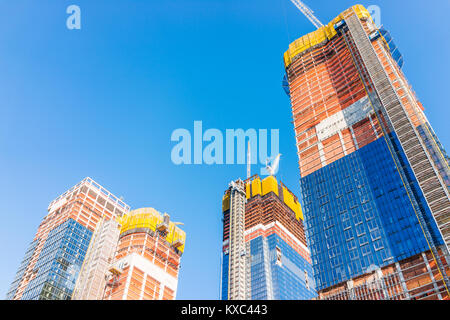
[[103, 208, 186, 300], [284, 5, 450, 299], [221, 175, 316, 300], [6, 178, 130, 300]]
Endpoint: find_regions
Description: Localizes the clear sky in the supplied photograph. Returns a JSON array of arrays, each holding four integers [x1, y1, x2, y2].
[[0, 0, 448, 300]]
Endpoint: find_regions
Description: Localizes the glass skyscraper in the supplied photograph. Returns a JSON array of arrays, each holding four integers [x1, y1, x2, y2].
[[20, 219, 92, 300]]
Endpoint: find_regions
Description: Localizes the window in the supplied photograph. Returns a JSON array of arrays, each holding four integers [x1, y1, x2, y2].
[[326, 237, 338, 249], [337, 197, 347, 213], [359, 235, 369, 246], [324, 218, 334, 230], [347, 239, 357, 250], [356, 224, 366, 236], [370, 229, 381, 241], [341, 212, 350, 222], [374, 239, 384, 251], [362, 202, 372, 212], [361, 244, 371, 256], [367, 219, 378, 231], [344, 229, 354, 241], [349, 249, 359, 261], [354, 214, 363, 225], [351, 207, 360, 218], [343, 219, 352, 230], [365, 210, 375, 220], [329, 248, 336, 258]]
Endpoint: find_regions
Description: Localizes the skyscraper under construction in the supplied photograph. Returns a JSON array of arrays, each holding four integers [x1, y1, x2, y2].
[[6, 178, 130, 300], [7, 179, 186, 300], [102, 208, 186, 300], [221, 175, 316, 300], [283, 5, 450, 300]]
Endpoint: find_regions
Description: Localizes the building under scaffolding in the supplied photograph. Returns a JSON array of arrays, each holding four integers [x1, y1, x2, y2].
[[283, 4, 450, 300], [221, 175, 316, 300], [6, 179, 186, 301], [6, 178, 130, 301], [103, 208, 186, 300]]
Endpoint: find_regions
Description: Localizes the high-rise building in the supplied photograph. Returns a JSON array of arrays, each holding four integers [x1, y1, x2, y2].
[[222, 180, 247, 300], [103, 208, 186, 300], [283, 5, 450, 300], [7, 180, 186, 301], [6, 178, 130, 300], [221, 175, 316, 300]]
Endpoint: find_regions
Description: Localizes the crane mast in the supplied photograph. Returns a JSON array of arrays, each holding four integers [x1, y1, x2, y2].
[[247, 141, 251, 179], [290, 0, 324, 29]]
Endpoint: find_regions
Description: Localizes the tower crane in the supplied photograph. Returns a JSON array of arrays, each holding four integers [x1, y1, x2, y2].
[[289, 0, 323, 29], [247, 141, 251, 179]]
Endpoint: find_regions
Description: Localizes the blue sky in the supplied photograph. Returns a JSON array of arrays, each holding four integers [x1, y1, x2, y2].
[[0, 0, 448, 299]]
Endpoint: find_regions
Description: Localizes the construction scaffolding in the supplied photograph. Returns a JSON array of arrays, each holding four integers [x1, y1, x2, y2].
[[227, 180, 247, 300], [72, 218, 121, 300], [341, 9, 450, 291], [319, 249, 450, 300], [117, 208, 186, 254], [103, 208, 184, 300]]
